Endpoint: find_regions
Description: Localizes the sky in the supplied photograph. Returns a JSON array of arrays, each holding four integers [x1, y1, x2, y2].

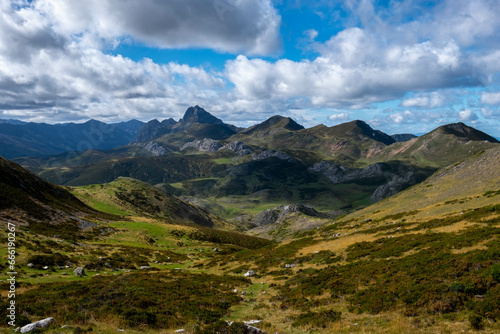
[[1, 0, 500, 136]]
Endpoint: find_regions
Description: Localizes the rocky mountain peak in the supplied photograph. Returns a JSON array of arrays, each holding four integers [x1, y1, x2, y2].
[[438, 122, 499, 143], [348, 120, 396, 145], [181, 105, 223, 125], [243, 115, 304, 134], [135, 119, 165, 142], [161, 118, 177, 128]]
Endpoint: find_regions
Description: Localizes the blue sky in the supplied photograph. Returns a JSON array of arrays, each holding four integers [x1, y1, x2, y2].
[[0, 0, 500, 136]]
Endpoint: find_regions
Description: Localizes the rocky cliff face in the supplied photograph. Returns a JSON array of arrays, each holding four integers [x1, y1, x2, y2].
[[250, 204, 329, 227], [310, 161, 432, 201]]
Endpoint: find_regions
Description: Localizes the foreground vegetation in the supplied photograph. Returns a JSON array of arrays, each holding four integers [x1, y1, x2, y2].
[[1, 147, 500, 333]]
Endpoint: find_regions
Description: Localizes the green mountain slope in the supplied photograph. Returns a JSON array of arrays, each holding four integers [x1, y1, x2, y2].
[[197, 146, 500, 333], [71, 177, 227, 229], [372, 122, 499, 167]]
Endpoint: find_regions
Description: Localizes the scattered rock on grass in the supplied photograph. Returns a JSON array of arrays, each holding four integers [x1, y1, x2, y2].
[[73, 267, 86, 276], [20, 317, 55, 333]]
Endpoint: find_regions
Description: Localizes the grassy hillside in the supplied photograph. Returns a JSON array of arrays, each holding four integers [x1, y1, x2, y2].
[[371, 123, 499, 168], [1, 143, 500, 333], [70, 177, 228, 229]]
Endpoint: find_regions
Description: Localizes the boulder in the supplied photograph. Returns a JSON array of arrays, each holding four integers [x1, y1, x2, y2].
[[73, 267, 86, 276], [20, 317, 55, 333], [244, 270, 256, 277]]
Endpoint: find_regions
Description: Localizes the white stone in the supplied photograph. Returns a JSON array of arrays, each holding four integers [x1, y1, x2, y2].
[[20, 317, 56, 333]]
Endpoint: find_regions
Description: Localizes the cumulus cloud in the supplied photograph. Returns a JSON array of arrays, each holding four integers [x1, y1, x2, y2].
[[1, 0, 500, 135], [458, 109, 479, 122], [481, 107, 500, 120], [226, 39, 472, 108], [34, 0, 281, 55], [481, 92, 500, 105], [401, 92, 446, 108], [0, 0, 245, 123], [328, 112, 349, 123]]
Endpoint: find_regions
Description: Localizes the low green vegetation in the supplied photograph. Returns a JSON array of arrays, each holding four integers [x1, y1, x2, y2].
[[2, 271, 249, 330]]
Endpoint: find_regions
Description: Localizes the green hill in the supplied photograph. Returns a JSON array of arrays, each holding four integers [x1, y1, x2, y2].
[[71, 177, 226, 229], [372, 122, 499, 168]]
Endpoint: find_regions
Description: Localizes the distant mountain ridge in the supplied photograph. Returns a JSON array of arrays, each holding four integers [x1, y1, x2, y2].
[[391, 133, 418, 142], [0, 119, 145, 159]]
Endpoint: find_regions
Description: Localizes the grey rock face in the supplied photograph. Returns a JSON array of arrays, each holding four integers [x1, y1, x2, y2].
[[251, 204, 327, 227], [311, 161, 424, 201], [73, 267, 86, 276], [135, 141, 170, 156], [252, 150, 296, 163], [371, 170, 416, 201], [244, 270, 256, 277], [20, 317, 56, 333], [181, 138, 222, 152], [308, 161, 348, 183], [252, 209, 281, 227], [219, 141, 253, 155]]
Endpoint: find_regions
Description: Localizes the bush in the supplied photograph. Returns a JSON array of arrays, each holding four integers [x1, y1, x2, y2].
[[469, 313, 484, 330]]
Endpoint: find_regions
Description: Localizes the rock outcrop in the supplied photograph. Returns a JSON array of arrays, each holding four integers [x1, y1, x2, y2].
[[310, 161, 429, 201], [181, 138, 222, 152], [251, 204, 328, 227], [252, 150, 296, 163], [219, 141, 253, 155], [135, 141, 170, 156], [20, 317, 56, 333], [74, 267, 86, 276]]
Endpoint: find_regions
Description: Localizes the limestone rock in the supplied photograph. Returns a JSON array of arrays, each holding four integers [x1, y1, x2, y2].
[[181, 138, 222, 152], [73, 267, 86, 276], [252, 150, 296, 163], [135, 141, 170, 156], [20, 317, 55, 333], [219, 141, 253, 155], [244, 270, 256, 277]]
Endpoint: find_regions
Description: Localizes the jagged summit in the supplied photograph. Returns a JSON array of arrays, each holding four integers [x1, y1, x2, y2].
[[135, 119, 165, 142], [161, 118, 177, 128], [179, 105, 224, 125], [437, 122, 499, 143]]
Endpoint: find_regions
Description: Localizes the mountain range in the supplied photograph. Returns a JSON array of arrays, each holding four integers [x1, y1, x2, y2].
[[1, 106, 500, 333]]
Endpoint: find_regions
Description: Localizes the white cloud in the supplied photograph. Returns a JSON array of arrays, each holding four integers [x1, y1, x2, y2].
[[401, 92, 446, 108], [481, 107, 500, 119], [328, 112, 349, 122], [1, 0, 500, 135], [304, 29, 318, 41], [226, 39, 471, 109], [458, 109, 479, 121], [481, 92, 500, 105], [34, 0, 281, 56]]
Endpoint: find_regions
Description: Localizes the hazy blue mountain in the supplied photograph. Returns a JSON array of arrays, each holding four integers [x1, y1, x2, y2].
[[0, 119, 137, 159]]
